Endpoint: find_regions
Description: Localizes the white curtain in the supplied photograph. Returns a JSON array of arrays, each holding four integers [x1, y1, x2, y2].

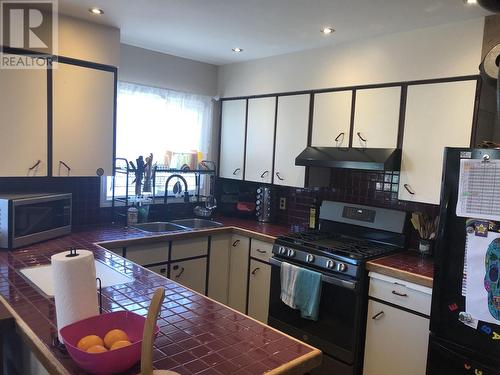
[[116, 81, 214, 164]]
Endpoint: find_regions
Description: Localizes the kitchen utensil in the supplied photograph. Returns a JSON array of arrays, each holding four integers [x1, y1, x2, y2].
[[60, 311, 159, 375], [140, 288, 178, 375]]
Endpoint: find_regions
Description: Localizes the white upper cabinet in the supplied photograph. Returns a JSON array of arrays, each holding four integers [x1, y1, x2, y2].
[[352, 87, 401, 148], [53, 62, 115, 177], [311, 91, 352, 147], [245, 97, 276, 183], [219, 99, 247, 180], [274, 94, 310, 187], [399, 80, 477, 204], [0, 57, 48, 176]]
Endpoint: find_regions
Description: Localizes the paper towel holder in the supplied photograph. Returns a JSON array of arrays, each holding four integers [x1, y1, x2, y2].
[[66, 247, 79, 258]]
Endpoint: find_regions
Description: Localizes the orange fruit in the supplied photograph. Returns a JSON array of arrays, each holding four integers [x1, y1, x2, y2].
[[86, 345, 108, 353], [103, 329, 129, 349], [77, 335, 104, 351], [110, 340, 132, 350]]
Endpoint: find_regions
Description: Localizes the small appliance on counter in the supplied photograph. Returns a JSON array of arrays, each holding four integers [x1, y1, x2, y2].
[[256, 186, 274, 222], [0, 193, 72, 249]]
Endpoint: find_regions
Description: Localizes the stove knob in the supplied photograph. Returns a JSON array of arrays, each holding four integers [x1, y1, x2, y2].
[[325, 260, 335, 269], [305, 254, 315, 263], [337, 263, 347, 272], [279, 246, 286, 255], [287, 248, 295, 257]]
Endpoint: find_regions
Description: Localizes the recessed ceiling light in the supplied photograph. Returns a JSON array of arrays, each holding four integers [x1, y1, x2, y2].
[[232, 47, 243, 53], [464, 0, 477, 4], [89, 7, 104, 15], [321, 27, 335, 35]]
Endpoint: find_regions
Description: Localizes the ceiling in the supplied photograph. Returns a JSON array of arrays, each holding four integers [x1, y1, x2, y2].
[[58, 0, 489, 66]]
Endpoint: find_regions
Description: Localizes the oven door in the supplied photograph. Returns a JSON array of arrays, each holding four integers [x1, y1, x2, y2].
[[268, 256, 363, 366]]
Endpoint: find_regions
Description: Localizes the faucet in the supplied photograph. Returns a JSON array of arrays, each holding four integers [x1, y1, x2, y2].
[[164, 174, 190, 205]]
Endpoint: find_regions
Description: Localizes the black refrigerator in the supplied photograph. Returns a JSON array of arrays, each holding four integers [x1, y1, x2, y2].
[[428, 148, 500, 375]]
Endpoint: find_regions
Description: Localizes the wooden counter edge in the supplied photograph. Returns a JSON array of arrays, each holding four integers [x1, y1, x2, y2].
[[365, 262, 433, 288], [0, 295, 70, 375]]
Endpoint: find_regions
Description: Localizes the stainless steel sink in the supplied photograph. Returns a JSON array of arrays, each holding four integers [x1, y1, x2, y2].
[[171, 218, 224, 229], [131, 222, 189, 233]]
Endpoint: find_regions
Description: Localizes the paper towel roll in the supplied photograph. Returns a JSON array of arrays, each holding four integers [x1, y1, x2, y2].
[[51, 249, 99, 341]]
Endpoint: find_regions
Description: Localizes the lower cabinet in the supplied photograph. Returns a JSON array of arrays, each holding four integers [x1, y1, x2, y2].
[[169, 258, 207, 295], [208, 235, 231, 304], [363, 272, 432, 375], [247, 260, 271, 323], [228, 235, 250, 313], [124, 242, 169, 266]]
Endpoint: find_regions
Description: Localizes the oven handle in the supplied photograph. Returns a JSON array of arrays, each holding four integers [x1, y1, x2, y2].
[[269, 257, 357, 290]]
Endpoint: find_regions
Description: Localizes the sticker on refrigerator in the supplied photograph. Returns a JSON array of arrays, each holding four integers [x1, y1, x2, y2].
[[456, 158, 500, 221], [464, 220, 500, 325]]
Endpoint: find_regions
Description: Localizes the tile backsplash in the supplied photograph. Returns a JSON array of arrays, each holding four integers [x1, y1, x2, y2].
[[0, 177, 105, 226]]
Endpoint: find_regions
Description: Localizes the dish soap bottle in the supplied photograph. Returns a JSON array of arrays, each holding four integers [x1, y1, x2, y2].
[[127, 205, 139, 226]]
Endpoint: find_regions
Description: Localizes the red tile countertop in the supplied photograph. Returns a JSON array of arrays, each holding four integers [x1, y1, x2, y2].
[[0, 222, 320, 375], [366, 251, 434, 288]]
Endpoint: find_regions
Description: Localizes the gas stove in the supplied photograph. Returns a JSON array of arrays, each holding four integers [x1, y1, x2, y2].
[[272, 201, 407, 280]]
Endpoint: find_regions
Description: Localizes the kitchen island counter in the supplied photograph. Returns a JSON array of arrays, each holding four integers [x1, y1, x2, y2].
[[0, 221, 320, 375]]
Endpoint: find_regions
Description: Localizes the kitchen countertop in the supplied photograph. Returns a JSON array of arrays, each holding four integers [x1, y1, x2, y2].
[[0, 220, 321, 375], [366, 251, 434, 288]]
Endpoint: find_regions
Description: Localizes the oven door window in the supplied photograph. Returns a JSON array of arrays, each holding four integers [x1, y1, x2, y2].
[[268, 261, 360, 364], [13, 199, 71, 237]]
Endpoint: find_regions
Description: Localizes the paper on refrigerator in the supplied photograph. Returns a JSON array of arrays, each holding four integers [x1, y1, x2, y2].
[[464, 220, 500, 325], [457, 159, 500, 221]]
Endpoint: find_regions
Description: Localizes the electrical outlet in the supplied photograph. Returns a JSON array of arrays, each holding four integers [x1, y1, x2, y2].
[[279, 197, 286, 210]]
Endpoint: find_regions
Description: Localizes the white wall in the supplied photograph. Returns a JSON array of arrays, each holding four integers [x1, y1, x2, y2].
[[119, 44, 218, 96], [217, 18, 485, 97], [59, 15, 120, 66]]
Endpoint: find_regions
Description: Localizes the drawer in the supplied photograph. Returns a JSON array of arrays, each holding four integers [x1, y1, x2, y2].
[[250, 239, 273, 262], [170, 237, 208, 260], [369, 272, 432, 316], [125, 242, 169, 266]]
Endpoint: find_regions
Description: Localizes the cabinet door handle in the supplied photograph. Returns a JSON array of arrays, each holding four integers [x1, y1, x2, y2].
[[256, 249, 266, 254], [174, 266, 185, 279], [372, 311, 385, 320], [160, 267, 167, 274], [275, 172, 284, 181], [403, 184, 415, 195], [260, 170, 269, 178], [392, 290, 408, 297], [59, 161, 71, 176], [232, 240, 240, 247], [251, 267, 260, 275], [357, 132, 367, 142], [29, 160, 41, 171], [334, 132, 344, 142], [233, 168, 241, 175]]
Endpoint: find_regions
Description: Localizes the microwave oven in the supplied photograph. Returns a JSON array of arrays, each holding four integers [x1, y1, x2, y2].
[[0, 193, 72, 249]]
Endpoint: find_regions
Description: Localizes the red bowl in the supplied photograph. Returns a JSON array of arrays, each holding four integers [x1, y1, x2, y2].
[[60, 311, 159, 375]]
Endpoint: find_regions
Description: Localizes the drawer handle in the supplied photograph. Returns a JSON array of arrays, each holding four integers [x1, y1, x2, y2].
[[233, 168, 241, 175], [251, 267, 260, 275], [59, 160, 71, 176], [160, 267, 167, 274], [232, 240, 240, 247], [256, 249, 267, 254], [392, 290, 408, 297], [372, 311, 385, 320], [275, 172, 284, 181], [260, 170, 269, 178], [404, 184, 415, 195], [174, 266, 185, 279], [334, 132, 344, 142]]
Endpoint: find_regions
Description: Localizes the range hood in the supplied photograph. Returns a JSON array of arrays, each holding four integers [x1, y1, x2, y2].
[[295, 147, 402, 171]]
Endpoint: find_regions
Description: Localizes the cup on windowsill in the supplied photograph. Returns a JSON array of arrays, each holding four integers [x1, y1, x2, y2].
[[418, 239, 433, 257]]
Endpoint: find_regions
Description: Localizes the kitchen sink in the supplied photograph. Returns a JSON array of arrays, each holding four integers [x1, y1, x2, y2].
[[131, 222, 190, 233], [171, 218, 224, 229]]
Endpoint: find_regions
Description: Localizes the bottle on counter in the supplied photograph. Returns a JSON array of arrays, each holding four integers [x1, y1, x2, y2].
[[127, 205, 139, 226]]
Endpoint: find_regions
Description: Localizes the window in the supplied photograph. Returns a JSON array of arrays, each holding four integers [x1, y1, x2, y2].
[[102, 81, 214, 204]]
